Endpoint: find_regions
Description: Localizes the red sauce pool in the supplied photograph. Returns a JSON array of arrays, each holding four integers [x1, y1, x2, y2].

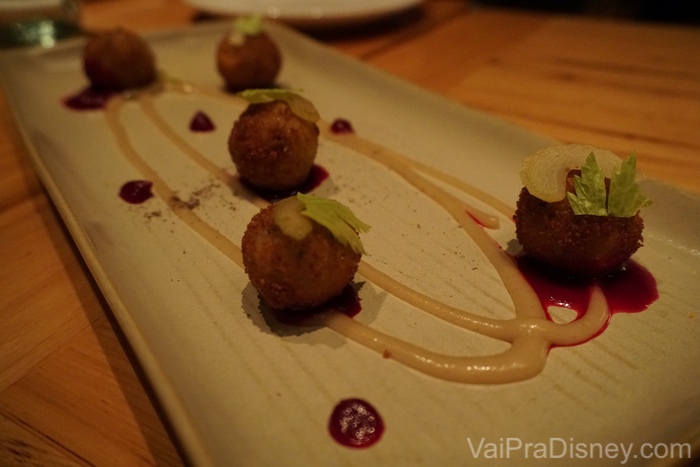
[[63, 87, 114, 110], [299, 164, 330, 194], [189, 111, 215, 132], [328, 398, 384, 448], [244, 164, 330, 202], [269, 284, 362, 327], [330, 118, 354, 134], [515, 256, 658, 344], [119, 180, 154, 204]]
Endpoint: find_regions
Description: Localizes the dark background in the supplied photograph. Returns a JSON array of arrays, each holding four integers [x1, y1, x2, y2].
[[477, 0, 700, 25]]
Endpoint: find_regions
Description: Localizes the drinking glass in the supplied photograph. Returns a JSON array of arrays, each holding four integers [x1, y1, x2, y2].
[[0, 0, 81, 48]]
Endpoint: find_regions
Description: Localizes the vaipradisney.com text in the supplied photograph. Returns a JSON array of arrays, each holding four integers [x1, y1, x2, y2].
[[466, 437, 693, 465]]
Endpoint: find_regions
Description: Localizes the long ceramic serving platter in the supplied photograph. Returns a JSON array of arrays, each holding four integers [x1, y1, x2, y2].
[[1, 20, 698, 466]]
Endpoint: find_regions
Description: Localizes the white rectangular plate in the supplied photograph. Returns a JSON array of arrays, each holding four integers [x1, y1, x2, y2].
[[1, 21, 699, 467]]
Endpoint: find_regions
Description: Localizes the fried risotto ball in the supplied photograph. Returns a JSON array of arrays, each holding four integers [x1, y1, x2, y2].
[[241, 198, 362, 311], [83, 28, 156, 91], [229, 100, 319, 192], [216, 29, 281, 92], [515, 172, 644, 277]]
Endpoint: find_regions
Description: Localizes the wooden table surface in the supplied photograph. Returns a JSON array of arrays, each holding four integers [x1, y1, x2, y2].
[[1, 0, 698, 465]]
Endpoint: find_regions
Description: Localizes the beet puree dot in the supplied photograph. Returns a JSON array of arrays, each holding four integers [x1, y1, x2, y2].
[[328, 398, 384, 448], [63, 87, 114, 110], [119, 180, 154, 204], [190, 111, 215, 132], [330, 118, 354, 134]]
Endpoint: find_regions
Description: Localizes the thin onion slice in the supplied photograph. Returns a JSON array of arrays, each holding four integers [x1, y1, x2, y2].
[[519, 144, 622, 202]]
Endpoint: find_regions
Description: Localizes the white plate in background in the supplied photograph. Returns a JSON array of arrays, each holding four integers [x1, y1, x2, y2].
[[182, 0, 423, 27]]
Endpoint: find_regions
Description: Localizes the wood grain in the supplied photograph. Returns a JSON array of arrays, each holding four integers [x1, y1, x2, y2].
[[364, 9, 700, 194]]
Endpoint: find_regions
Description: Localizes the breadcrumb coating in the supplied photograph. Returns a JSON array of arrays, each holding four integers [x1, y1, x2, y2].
[[229, 100, 318, 192], [216, 32, 281, 92], [514, 173, 644, 277], [242, 203, 361, 311], [83, 28, 156, 91]]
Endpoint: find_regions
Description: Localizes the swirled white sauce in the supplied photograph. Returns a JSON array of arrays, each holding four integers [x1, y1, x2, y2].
[[104, 82, 610, 384]]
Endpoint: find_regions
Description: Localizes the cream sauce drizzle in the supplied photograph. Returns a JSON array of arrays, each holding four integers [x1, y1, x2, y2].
[[105, 82, 610, 383]]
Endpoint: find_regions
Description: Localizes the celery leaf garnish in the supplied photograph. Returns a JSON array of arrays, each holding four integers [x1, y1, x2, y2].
[[233, 15, 264, 36], [296, 193, 370, 254], [608, 153, 653, 217], [238, 89, 321, 123], [567, 152, 608, 216]]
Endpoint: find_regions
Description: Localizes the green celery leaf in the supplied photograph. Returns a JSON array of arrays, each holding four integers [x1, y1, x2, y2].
[[567, 152, 608, 216], [608, 153, 653, 217], [233, 15, 264, 36], [296, 193, 370, 254], [238, 89, 321, 122]]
